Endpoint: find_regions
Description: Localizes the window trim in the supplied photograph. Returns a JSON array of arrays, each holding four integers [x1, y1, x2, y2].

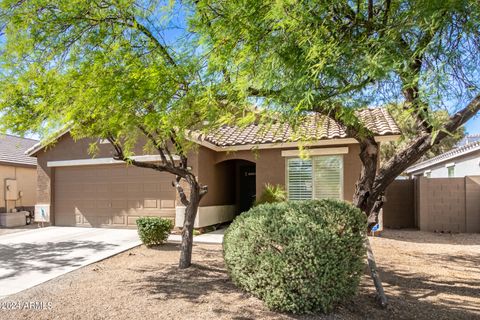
[[447, 165, 455, 177], [285, 155, 344, 200], [281, 147, 349, 157]]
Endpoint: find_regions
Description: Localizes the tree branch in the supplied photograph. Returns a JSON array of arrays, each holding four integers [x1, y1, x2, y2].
[[372, 93, 480, 204]]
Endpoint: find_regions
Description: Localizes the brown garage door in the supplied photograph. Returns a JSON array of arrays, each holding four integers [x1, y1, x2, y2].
[[54, 164, 176, 228]]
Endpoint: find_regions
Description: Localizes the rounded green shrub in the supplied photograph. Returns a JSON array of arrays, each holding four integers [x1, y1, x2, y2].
[[136, 217, 173, 246], [223, 199, 367, 314]]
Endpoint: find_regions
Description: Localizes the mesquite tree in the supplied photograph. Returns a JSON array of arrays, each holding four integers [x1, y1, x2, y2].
[[191, 0, 480, 305], [0, 0, 238, 269]]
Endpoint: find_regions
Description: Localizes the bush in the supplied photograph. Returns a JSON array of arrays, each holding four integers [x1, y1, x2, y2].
[[136, 217, 173, 246], [254, 184, 287, 206], [223, 200, 367, 314]]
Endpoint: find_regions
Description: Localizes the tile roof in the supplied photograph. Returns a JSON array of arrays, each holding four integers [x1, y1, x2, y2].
[[203, 108, 400, 147], [0, 134, 38, 166], [406, 140, 480, 174]]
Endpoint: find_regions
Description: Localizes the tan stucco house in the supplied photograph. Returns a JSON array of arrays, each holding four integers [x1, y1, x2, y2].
[[26, 108, 400, 229], [0, 135, 37, 217]]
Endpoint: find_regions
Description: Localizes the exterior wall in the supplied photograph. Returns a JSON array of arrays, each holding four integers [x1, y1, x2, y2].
[[383, 180, 415, 228], [416, 176, 480, 233], [410, 150, 480, 178], [35, 133, 364, 228], [196, 143, 362, 205], [35, 133, 181, 225], [465, 176, 480, 233], [0, 164, 36, 213], [196, 147, 236, 206], [381, 176, 480, 233]]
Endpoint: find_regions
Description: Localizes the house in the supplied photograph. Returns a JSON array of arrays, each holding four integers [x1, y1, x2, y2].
[[406, 134, 480, 178], [26, 108, 400, 229], [0, 135, 38, 223]]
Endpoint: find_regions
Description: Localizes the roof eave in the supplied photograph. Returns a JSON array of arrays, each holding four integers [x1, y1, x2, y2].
[[406, 143, 480, 174], [25, 129, 70, 156], [0, 160, 37, 168], [194, 134, 401, 152]]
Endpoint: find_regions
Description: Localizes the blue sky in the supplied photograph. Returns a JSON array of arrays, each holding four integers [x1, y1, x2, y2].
[[465, 116, 480, 134]]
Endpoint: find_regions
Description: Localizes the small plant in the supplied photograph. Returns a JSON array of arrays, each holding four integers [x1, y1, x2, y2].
[[136, 217, 173, 246], [223, 200, 366, 314], [254, 183, 286, 206]]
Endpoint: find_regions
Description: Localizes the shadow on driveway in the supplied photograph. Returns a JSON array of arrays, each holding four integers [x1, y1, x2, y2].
[[0, 241, 117, 280]]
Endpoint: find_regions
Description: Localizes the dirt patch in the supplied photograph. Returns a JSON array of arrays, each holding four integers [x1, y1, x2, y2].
[[1, 229, 479, 320]]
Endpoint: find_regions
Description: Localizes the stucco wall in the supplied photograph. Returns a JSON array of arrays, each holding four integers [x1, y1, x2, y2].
[[35, 133, 196, 206], [383, 180, 415, 228], [415, 176, 480, 233], [0, 164, 36, 212], [196, 143, 362, 206], [35, 133, 364, 228]]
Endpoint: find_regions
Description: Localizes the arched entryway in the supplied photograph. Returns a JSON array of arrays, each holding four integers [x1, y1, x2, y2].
[[215, 159, 256, 215]]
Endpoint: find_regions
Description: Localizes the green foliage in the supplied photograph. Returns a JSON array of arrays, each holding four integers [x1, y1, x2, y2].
[[381, 104, 466, 165], [223, 200, 367, 314], [254, 184, 286, 206], [192, 0, 480, 136], [0, 0, 242, 155], [136, 217, 173, 246]]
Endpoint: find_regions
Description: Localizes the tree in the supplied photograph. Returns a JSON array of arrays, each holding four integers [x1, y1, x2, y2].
[[191, 0, 480, 306], [380, 105, 466, 165], [0, 0, 240, 269]]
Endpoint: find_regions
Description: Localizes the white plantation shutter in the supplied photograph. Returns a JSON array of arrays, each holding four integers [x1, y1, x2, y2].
[[312, 156, 343, 200], [287, 158, 313, 200], [287, 155, 343, 201]]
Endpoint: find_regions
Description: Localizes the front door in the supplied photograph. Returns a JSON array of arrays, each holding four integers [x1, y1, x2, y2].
[[238, 165, 256, 214]]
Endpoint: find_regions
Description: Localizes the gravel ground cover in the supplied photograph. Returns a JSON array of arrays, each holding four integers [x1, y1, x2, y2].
[[1, 229, 479, 320]]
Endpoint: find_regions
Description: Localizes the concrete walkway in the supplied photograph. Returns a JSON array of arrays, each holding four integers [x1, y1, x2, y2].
[[0, 227, 141, 299], [168, 228, 225, 244]]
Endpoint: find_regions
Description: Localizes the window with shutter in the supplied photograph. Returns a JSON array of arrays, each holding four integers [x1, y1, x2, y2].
[[286, 158, 313, 200], [286, 155, 343, 201], [312, 156, 343, 200]]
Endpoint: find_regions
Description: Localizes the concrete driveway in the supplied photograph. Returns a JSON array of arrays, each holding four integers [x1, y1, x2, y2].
[[0, 226, 141, 298]]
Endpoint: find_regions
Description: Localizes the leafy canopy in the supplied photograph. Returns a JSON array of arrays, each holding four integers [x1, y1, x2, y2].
[[380, 105, 465, 165], [0, 0, 241, 155], [191, 0, 480, 134]]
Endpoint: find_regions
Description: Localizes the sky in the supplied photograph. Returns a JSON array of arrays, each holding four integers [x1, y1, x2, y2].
[[465, 117, 480, 134]]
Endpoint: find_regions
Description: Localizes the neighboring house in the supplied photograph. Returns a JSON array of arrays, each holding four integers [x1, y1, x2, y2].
[[26, 108, 400, 229], [406, 136, 480, 178], [0, 135, 38, 214]]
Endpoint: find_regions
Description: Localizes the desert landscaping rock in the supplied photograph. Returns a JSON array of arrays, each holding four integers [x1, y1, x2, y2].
[[1, 230, 479, 320]]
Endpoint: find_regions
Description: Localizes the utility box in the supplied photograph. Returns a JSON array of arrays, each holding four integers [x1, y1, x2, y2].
[[5, 179, 18, 201], [0, 211, 27, 227], [35, 204, 51, 223]]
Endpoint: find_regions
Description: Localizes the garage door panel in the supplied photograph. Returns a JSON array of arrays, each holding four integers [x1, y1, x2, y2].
[[143, 183, 158, 192], [127, 200, 142, 209], [111, 200, 128, 209], [161, 200, 175, 208], [96, 183, 109, 193], [55, 214, 76, 227], [112, 215, 126, 226], [54, 164, 176, 228]]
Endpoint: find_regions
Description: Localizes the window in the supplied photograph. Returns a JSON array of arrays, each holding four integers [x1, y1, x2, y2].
[[447, 166, 455, 177], [287, 155, 343, 200], [286, 158, 313, 200]]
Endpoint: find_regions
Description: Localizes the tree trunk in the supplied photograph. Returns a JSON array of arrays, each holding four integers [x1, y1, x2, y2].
[[365, 237, 388, 308], [178, 180, 201, 269]]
